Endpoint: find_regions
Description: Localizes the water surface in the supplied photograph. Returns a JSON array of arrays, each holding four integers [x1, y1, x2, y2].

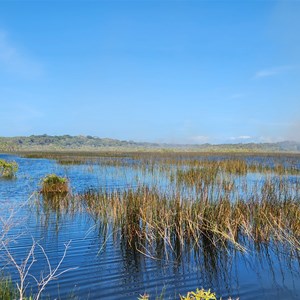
[[0, 153, 300, 299]]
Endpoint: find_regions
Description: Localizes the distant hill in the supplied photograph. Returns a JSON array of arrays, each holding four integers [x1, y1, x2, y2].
[[0, 135, 300, 153]]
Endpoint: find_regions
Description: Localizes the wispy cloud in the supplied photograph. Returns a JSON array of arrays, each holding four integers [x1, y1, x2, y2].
[[254, 65, 295, 79], [0, 30, 43, 78], [189, 135, 210, 144], [229, 135, 252, 141]]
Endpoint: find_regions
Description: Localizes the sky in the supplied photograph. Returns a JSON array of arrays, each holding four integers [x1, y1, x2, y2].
[[0, 0, 299, 144]]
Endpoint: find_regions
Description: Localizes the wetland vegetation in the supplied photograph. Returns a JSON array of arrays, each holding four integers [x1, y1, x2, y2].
[[41, 174, 69, 195], [0, 150, 299, 299], [0, 159, 18, 178]]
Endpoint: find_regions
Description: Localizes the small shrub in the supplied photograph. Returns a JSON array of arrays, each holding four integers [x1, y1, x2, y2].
[[180, 288, 217, 300], [0, 159, 18, 178], [41, 174, 69, 194]]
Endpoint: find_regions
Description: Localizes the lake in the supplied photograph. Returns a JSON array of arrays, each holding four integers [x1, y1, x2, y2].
[[0, 152, 300, 299]]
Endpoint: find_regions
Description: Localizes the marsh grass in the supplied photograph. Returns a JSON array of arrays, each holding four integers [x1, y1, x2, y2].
[[0, 277, 17, 300], [29, 150, 299, 257], [0, 159, 18, 178], [29, 151, 299, 255], [21, 151, 300, 175], [24, 151, 299, 299], [80, 178, 300, 256], [41, 174, 69, 195], [0, 276, 34, 300]]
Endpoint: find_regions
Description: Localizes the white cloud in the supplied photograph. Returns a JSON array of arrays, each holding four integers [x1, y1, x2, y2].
[[229, 135, 252, 141], [0, 30, 43, 78], [254, 65, 295, 79], [255, 69, 279, 78], [189, 135, 210, 144]]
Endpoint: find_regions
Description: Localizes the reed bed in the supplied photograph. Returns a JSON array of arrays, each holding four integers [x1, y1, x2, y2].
[[21, 151, 300, 175], [79, 178, 300, 255], [32, 151, 299, 257], [56, 157, 299, 175]]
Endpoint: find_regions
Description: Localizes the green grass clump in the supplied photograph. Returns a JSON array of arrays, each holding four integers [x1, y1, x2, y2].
[[137, 288, 237, 300], [0, 159, 18, 178], [41, 174, 69, 194], [0, 277, 17, 300], [180, 288, 216, 300]]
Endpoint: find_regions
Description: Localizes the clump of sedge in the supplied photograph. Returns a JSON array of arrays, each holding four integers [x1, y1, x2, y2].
[[41, 174, 69, 194], [0, 159, 18, 178]]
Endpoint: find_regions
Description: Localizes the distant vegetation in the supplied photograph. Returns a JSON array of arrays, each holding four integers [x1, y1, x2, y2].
[[0, 134, 299, 152]]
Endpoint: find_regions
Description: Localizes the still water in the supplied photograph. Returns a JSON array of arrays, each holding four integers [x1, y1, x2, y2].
[[0, 153, 300, 299]]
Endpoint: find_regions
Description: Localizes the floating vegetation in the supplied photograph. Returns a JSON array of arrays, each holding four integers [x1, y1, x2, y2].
[[0, 159, 18, 178]]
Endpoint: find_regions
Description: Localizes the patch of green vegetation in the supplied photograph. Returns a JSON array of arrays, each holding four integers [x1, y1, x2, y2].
[[180, 288, 216, 300], [41, 174, 69, 194], [0, 277, 17, 300], [0, 159, 18, 178], [137, 288, 237, 300]]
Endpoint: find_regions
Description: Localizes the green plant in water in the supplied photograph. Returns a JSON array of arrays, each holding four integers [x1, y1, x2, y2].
[[41, 174, 69, 194], [0, 159, 18, 178], [180, 288, 217, 300], [0, 277, 33, 300], [0, 277, 16, 300], [137, 288, 219, 300]]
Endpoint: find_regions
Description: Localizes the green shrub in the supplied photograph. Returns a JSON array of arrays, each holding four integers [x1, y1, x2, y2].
[[41, 174, 69, 194], [180, 289, 216, 300], [0, 159, 18, 178]]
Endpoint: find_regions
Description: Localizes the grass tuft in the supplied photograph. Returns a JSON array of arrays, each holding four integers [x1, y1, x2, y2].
[[41, 174, 69, 194], [0, 159, 18, 178]]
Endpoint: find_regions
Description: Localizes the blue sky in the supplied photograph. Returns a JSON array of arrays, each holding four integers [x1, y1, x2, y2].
[[0, 0, 299, 144]]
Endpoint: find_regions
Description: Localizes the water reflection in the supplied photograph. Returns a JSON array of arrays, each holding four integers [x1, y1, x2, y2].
[[0, 153, 300, 299]]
